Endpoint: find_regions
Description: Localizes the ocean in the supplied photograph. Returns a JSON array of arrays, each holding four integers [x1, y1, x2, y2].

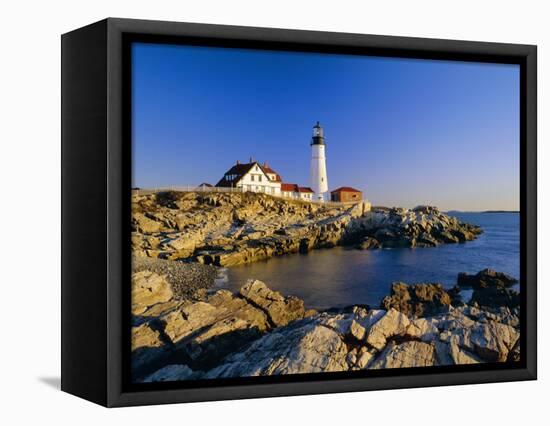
[[220, 212, 520, 310]]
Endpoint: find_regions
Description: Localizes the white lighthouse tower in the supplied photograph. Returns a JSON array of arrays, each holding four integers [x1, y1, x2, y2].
[[310, 121, 329, 202]]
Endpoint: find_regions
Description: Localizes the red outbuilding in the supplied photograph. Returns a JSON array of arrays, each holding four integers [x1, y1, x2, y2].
[[330, 186, 363, 202]]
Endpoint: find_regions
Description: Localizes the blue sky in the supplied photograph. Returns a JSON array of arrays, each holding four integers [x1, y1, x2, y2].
[[132, 42, 520, 211]]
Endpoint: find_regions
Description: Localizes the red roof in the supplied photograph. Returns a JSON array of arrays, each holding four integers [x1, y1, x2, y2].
[[261, 164, 282, 182], [259, 164, 281, 182], [331, 186, 362, 193], [281, 183, 314, 193], [281, 183, 299, 192]]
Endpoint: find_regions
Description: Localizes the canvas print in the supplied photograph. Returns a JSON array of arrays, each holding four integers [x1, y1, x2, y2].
[[130, 43, 520, 384]]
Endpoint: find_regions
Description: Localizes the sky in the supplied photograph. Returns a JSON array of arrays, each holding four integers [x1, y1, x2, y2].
[[132, 42, 520, 211]]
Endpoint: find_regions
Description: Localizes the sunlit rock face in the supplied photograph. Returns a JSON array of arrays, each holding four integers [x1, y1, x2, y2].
[[131, 191, 481, 266], [131, 270, 519, 383]]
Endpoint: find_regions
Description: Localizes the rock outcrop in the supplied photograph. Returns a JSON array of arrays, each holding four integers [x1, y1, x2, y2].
[[131, 267, 521, 383], [349, 205, 482, 249], [369, 341, 436, 369], [380, 282, 452, 317], [131, 191, 481, 267], [366, 308, 411, 350], [239, 280, 305, 327], [132, 271, 173, 315], [204, 320, 350, 377], [132, 191, 363, 266], [457, 269, 519, 309], [132, 323, 164, 351], [458, 268, 518, 289]]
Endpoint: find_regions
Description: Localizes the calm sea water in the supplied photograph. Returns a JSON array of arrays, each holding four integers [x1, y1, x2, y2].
[[221, 213, 520, 310]]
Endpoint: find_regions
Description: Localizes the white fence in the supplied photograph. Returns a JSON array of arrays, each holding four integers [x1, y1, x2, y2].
[[133, 185, 242, 196], [132, 185, 371, 211]]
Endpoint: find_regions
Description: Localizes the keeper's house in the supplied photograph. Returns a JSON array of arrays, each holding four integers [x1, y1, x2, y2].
[[215, 160, 282, 196], [216, 160, 315, 200], [330, 186, 363, 202]]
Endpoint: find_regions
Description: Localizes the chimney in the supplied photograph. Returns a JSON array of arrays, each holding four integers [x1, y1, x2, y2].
[[264, 161, 269, 167], [236, 160, 240, 165], [249, 156, 253, 163]]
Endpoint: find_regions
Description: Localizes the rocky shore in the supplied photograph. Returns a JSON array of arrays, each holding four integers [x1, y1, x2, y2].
[[132, 256, 219, 301], [131, 191, 482, 267], [131, 268, 520, 382]]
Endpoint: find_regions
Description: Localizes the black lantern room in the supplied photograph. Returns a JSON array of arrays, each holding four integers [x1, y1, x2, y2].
[[311, 121, 325, 145]]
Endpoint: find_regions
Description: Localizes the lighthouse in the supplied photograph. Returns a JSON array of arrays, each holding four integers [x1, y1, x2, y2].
[[310, 121, 329, 202]]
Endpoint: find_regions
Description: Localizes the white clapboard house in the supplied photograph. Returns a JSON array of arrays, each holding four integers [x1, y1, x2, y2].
[[215, 160, 314, 200]]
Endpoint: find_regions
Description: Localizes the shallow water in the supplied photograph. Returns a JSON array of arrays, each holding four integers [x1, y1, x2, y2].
[[220, 213, 520, 310]]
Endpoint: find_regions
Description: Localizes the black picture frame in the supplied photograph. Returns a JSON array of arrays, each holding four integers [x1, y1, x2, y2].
[[61, 17, 537, 407]]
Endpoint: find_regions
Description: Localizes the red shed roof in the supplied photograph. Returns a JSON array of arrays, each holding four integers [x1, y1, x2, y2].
[[281, 183, 299, 192], [281, 183, 314, 193], [331, 186, 362, 193]]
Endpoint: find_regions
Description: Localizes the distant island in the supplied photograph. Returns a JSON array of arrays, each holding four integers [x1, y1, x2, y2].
[[482, 210, 520, 214], [446, 210, 519, 214]]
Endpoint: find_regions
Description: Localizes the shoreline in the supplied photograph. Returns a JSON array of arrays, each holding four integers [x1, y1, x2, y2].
[[132, 191, 483, 267], [131, 265, 520, 382], [129, 191, 517, 382]]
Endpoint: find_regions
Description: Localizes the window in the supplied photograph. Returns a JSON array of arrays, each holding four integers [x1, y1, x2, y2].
[[259, 175, 262, 182], [251, 175, 255, 182]]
